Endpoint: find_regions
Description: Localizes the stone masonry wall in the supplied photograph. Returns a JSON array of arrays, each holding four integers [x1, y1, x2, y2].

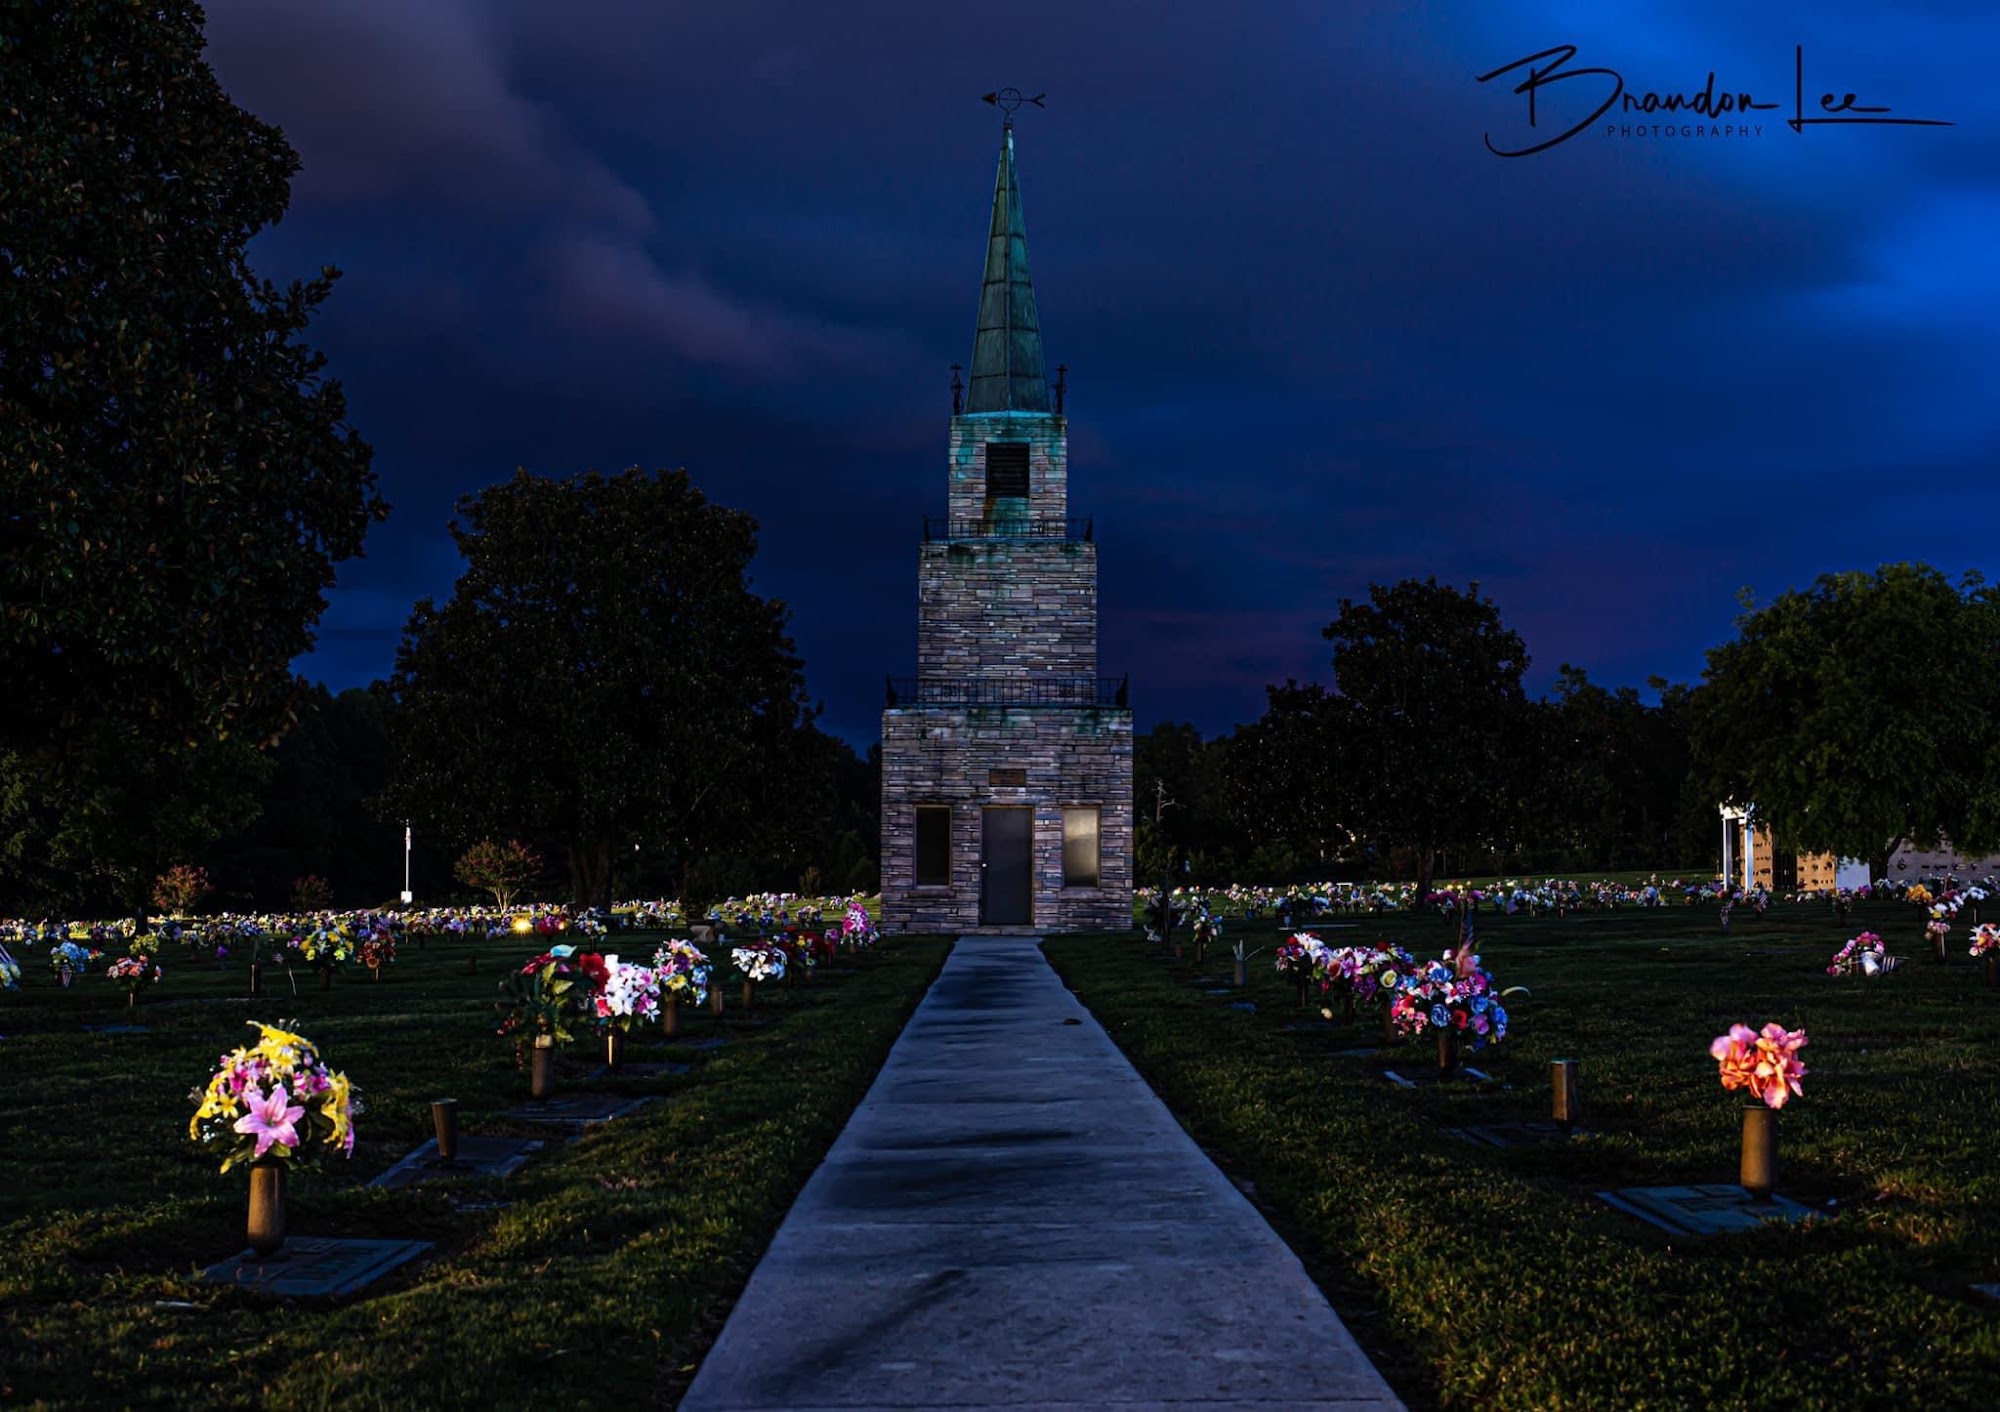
[[946, 411, 1067, 525], [880, 705, 1134, 934], [917, 540, 1098, 677]]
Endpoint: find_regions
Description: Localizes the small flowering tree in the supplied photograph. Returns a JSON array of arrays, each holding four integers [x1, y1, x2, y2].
[[455, 839, 543, 910], [290, 875, 334, 911], [152, 864, 213, 917]]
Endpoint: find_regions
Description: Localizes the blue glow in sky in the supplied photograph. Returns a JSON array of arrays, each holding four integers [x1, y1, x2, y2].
[[198, 1, 1999, 744]]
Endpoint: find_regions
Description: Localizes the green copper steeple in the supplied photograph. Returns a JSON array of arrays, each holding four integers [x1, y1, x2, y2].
[[964, 126, 1049, 415]]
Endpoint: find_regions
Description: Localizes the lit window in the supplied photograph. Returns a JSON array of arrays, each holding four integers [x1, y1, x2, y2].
[[1062, 807, 1100, 888]]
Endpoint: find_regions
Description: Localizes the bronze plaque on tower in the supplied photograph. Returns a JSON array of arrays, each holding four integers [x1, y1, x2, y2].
[[988, 767, 1027, 787]]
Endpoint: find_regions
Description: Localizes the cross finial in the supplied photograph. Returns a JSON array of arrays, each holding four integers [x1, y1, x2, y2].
[[981, 87, 1046, 129]]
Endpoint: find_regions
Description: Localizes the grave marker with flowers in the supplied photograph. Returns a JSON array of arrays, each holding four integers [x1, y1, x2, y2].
[[1709, 1021, 1808, 1199], [357, 926, 396, 981], [497, 951, 592, 1099], [297, 923, 354, 989], [1386, 948, 1516, 1076], [732, 941, 788, 1010], [653, 939, 711, 1034], [1826, 931, 1900, 978], [106, 954, 161, 1007], [1274, 933, 1333, 1009], [188, 1021, 357, 1256], [1970, 923, 2000, 986], [49, 940, 98, 988], [593, 956, 660, 1071]]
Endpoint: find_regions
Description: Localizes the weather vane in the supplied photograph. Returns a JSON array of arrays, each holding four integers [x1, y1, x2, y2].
[[982, 87, 1046, 128]]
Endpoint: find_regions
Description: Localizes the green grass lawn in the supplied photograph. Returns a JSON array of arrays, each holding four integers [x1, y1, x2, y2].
[[1046, 901, 2000, 1411], [0, 931, 950, 1409]]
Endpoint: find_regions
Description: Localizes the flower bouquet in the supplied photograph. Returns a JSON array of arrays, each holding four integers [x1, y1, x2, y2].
[[653, 939, 711, 1033], [1274, 933, 1333, 1007], [1972, 923, 2000, 986], [594, 956, 660, 1028], [357, 928, 396, 981], [773, 931, 815, 984], [592, 955, 659, 1070], [1319, 943, 1412, 1025], [1709, 1021, 1808, 1198], [1387, 949, 1513, 1072], [1827, 932, 1899, 977], [49, 941, 99, 988], [298, 924, 355, 988], [837, 899, 878, 951], [188, 1020, 357, 1255], [1191, 909, 1220, 963], [732, 940, 788, 1010], [1926, 918, 1950, 963], [106, 955, 162, 1006], [0, 941, 19, 991], [497, 950, 592, 1098]]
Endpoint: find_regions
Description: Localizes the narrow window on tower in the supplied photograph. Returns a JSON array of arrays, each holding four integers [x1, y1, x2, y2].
[[1062, 807, 1100, 888], [915, 806, 951, 886], [984, 441, 1031, 499]]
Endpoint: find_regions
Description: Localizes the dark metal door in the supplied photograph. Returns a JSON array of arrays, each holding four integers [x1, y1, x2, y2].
[[980, 807, 1033, 925]]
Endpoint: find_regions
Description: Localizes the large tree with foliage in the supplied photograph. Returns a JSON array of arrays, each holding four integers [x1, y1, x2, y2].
[[380, 468, 817, 909], [1523, 667, 1708, 872], [1215, 687, 1353, 880], [1134, 722, 1242, 886], [200, 686, 410, 909], [1690, 564, 2000, 877], [0, 2, 385, 907], [1321, 579, 1532, 901]]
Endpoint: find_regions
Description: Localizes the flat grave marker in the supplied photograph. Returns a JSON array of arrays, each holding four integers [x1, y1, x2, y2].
[[367, 1135, 544, 1190], [499, 1093, 657, 1126], [1596, 1183, 1816, 1236], [201, 1237, 432, 1298], [590, 1061, 690, 1080], [1446, 1119, 1583, 1148], [1383, 1066, 1493, 1088]]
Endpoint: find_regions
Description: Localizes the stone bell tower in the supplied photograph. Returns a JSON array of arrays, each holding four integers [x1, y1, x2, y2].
[[878, 115, 1133, 935]]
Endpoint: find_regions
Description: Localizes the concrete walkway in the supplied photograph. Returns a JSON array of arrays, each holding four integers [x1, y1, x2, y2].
[[679, 937, 1404, 1412]]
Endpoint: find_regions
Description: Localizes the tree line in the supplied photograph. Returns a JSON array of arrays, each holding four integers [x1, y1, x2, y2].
[[1140, 570, 2000, 894]]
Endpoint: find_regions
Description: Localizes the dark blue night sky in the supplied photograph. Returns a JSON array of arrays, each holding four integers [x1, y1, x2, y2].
[[199, 1, 1999, 746]]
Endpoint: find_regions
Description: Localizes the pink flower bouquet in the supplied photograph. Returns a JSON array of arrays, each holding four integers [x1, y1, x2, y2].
[[1827, 932, 1897, 977], [188, 1022, 357, 1172], [1709, 1023, 1808, 1109]]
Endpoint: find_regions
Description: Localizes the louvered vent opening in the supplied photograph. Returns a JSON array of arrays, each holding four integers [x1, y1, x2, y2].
[[984, 442, 1031, 499]]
